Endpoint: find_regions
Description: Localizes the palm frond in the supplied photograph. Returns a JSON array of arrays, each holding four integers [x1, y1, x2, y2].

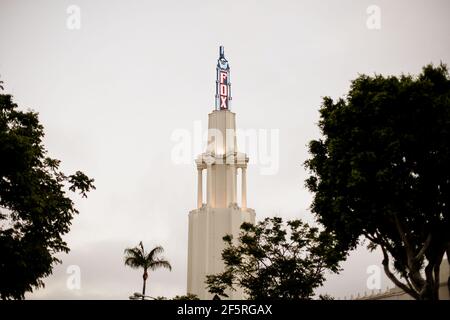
[[150, 259, 172, 271], [124, 247, 143, 259], [147, 245, 164, 261], [124, 256, 142, 269], [124, 245, 146, 268], [139, 243, 146, 255]]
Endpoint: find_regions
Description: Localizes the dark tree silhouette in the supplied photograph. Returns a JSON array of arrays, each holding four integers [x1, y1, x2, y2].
[[124, 242, 172, 299], [0, 88, 95, 299], [206, 217, 341, 299], [305, 63, 450, 300]]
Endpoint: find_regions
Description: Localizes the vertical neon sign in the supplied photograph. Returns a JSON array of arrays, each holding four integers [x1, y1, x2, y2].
[[215, 46, 232, 110]]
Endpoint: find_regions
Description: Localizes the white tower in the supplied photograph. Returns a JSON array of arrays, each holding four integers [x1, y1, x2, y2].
[[187, 47, 256, 299]]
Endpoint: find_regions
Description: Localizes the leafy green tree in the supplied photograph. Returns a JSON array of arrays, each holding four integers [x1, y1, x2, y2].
[[206, 217, 340, 300], [0, 90, 95, 299], [305, 64, 450, 300], [124, 242, 172, 300]]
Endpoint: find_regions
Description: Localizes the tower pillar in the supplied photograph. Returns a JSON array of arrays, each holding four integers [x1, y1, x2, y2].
[[206, 163, 213, 207], [197, 168, 203, 208], [241, 167, 247, 210]]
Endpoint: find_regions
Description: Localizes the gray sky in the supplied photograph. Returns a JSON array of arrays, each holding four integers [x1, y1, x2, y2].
[[0, 0, 449, 299]]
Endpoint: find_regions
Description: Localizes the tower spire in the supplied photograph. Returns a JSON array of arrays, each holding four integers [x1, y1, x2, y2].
[[215, 45, 232, 110]]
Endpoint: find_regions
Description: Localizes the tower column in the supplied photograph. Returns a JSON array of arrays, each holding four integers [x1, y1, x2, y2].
[[231, 165, 237, 204], [207, 164, 213, 207], [241, 167, 247, 209], [197, 168, 203, 208]]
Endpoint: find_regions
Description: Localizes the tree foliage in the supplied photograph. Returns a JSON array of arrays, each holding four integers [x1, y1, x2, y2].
[[172, 293, 199, 300], [0, 91, 95, 299], [206, 217, 341, 300], [305, 63, 450, 300], [153, 294, 199, 300]]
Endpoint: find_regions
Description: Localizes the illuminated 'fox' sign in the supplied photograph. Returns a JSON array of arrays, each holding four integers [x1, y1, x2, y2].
[[219, 71, 229, 109], [215, 46, 232, 110]]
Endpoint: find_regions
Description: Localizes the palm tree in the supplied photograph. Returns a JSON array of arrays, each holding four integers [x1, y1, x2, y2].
[[124, 242, 172, 299]]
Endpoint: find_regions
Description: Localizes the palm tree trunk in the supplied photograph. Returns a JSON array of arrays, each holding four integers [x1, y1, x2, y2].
[[142, 269, 148, 300], [142, 279, 146, 300]]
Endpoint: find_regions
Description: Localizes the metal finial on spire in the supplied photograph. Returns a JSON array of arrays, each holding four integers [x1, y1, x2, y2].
[[219, 45, 225, 58]]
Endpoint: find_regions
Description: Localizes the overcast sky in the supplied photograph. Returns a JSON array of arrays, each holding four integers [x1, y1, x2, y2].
[[1, 0, 449, 299]]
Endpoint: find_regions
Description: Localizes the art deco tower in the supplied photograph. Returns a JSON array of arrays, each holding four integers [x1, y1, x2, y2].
[[187, 47, 256, 299]]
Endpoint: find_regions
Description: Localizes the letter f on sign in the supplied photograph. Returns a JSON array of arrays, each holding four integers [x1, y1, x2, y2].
[[220, 72, 227, 83]]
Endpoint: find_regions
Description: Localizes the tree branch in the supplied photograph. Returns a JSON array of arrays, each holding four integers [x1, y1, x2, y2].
[[433, 258, 442, 300], [381, 245, 420, 300], [392, 215, 426, 292], [393, 214, 413, 262], [369, 232, 418, 294], [415, 233, 432, 262]]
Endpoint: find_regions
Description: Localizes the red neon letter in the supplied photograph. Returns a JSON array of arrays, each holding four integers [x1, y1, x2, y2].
[[220, 96, 227, 109], [220, 71, 227, 83], [220, 84, 228, 96]]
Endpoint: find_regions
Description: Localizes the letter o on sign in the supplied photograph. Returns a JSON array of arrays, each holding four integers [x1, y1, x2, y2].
[[220, 84, 228, 96]]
